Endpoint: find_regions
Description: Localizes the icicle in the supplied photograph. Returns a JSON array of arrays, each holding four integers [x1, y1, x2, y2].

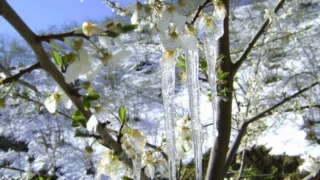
[[183, 28, 202, 180], [204, 37, 218, 138], [203, 15, 225, 137], [133, 154, 142, 180], [161, 51, 177, 180]]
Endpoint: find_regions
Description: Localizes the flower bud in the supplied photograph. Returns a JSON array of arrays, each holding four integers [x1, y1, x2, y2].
[[85, 146, 93, 153]]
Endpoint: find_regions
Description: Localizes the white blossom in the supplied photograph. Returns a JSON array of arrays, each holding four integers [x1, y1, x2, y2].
[[44, 86, 72, 113], [213, 1, 226, 20], [82, 22, 103, 36], [84, 50, 131, 81], [157, 4, 187, 32], [97, 150, 125, 179], [121, 129, 146, 157], [65, 48, 92, 83]]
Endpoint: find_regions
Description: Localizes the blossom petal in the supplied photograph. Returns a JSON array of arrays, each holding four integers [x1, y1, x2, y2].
[[44, 95, 56, 113], [61, 94, 72, 109], [65, 63, 81, 83], [87, 115, 98, 132], [114, 36, 126, 51], [84, 63, 104, 81], [98, 36, 111, 48]]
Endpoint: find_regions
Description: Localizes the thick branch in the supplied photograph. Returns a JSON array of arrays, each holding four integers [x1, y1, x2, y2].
[[0, 1, 148, 179], [232, 0, 286, 76], [225, 81, 319, 172], [0, 62, 41, 85]]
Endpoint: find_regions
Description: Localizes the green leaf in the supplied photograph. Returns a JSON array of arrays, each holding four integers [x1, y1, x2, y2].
[[85, 94, 100, 101], [22, 90, 29, 99], [199, 59, 208, 71], [74, 129, 90, 138], [121, 24, 138, 33], [83, 98, 91, 111], [104, 31, 120, 38], [87, 86, 94, 94], [176, 55, 186, 70], [71, 111, 87, 127], [52, 51, 62, 68], [71, 120, 80, 128], [118, 106, 126, 125], [176, 62, 186, 70], [49, 41, 63, 52]]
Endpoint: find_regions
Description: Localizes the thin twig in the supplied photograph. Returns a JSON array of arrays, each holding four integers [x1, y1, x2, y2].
[[232, 0, 286, 76], [14, 93, 72, 119], [225, 81, 319, 173], [0, 62, 41, 85], [190, 0, 212, 25], [0, 63, 38, 93]]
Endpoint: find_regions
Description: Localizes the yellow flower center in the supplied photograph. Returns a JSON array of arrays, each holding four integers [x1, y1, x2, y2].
[[65, 52, 76, 64], [162, 50, 175, 60], [186, 25, 196, 35], [102, 53, 113, 63], [54, 93, 61, 102], [170, 31, 179, 39], [167, 4, 175, 13], [216, 1, 224, 10]]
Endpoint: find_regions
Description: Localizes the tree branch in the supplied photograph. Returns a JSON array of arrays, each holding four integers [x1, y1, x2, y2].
[[232, 0, 286, 76], [0, 63, 38, 93], [0, 62, 41, 85], [37, 31, 88, 43], [225, 81, 319, 173], [190, 0, 212, 25], [0, 1, 148, 179]]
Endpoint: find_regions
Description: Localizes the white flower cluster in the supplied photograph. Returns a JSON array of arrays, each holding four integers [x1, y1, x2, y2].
[[44, 21, 131, 114], [48, 0, 227, 179]]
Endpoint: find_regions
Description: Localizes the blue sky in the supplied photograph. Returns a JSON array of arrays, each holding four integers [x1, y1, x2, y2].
[[0, 0, 132, 37]]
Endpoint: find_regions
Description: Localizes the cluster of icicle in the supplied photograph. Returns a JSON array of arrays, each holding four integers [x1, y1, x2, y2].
[[160, 5, 225, 180]]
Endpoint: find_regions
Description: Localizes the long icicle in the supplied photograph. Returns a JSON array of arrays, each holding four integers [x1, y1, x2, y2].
[[204, 37, 218, 137], [184, 30, 202, 180], [203, 7, 225, 141], [161, 51, 177, 180], [133, 154, 142, 180]]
